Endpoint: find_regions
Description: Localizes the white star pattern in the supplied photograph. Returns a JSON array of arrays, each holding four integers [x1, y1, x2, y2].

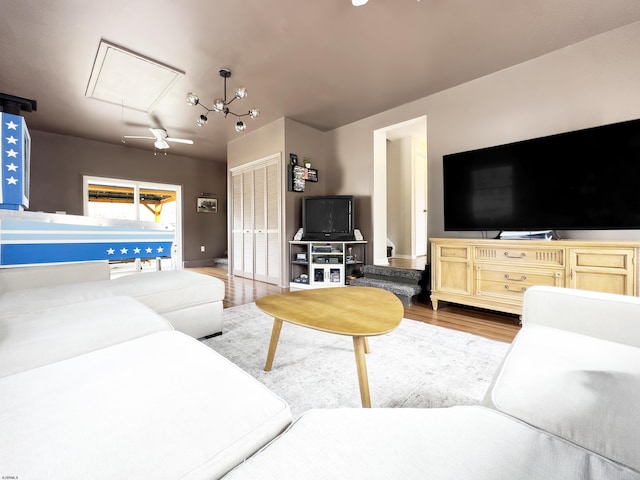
[[6, 163, 18, 171], [6, 176, 18, 185], [6, 149, 18, 158], [5, 121, 18, 130], [102, 245, 169, 258], [6, 136, 17, 145]]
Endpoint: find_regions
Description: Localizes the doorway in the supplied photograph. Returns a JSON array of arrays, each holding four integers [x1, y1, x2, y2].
[[372, 116, 427, 266]]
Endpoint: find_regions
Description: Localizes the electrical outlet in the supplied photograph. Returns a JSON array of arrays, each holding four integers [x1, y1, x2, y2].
[[200, 245, 205, 252]]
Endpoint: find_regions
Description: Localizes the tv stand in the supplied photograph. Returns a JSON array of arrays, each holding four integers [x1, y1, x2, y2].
[[289, 240, 367, 288], [430, 237, 640, 316]]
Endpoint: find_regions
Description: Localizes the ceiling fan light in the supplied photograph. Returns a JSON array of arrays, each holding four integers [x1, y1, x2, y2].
[[196, 114, 208, 127], [235, 86, 248, 99], [212, 98, 225, 112], [186, 92, 199, 106], [235, 120, 246, 132], [249, 108, 260, 119], [352, 0, 368, 5]]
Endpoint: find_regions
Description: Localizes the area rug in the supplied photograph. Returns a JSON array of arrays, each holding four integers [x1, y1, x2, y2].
[[201, 303, 511, 418]]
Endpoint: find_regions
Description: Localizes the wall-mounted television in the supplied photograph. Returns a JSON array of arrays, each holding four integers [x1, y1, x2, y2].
[[443, 118, 640, 232], [302, 195, 354, 241]]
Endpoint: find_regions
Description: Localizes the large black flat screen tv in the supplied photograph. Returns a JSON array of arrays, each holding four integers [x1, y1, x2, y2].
[[302, 195, 354, 241], [443, 118, 640, 232]]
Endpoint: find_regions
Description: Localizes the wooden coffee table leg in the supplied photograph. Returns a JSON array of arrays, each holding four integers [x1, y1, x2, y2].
[[352, 336, 371, 408], [264, 318, 283, 371]]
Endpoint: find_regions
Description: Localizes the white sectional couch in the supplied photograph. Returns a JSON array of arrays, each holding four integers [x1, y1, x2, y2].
[[0, 260, 225, 338], [221, 286, 640, 480], [3, 260, 639, 479], [0, 262, 292, 479]]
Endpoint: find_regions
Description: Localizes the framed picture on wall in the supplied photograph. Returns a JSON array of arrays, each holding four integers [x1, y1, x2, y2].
[[197, 197, 217, 213]]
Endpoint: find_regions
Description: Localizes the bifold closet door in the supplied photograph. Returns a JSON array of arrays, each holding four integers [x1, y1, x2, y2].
[[231, 158, 281, 284], [253, 161, 281, 284], [232, 170, 254, 279]]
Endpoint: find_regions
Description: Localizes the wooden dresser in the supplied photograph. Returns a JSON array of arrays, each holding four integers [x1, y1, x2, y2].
[[430, 238, 640, 315]]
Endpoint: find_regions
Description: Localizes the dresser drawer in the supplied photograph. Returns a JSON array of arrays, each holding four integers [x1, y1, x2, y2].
[[476, 266, 564, 302], [475, 245, 564, 267]]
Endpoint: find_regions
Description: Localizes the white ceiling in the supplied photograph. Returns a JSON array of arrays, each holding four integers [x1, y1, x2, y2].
[[2, 0, 640, 162]]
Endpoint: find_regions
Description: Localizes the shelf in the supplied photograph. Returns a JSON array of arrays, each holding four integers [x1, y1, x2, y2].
[[290, 240, 367, 289]]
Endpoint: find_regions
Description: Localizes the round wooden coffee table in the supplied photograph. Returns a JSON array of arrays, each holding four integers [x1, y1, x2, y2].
[[255, 286, 404, 408]]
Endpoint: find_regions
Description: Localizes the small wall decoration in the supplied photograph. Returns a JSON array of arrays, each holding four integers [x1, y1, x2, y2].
[[287, 153, 319, 191], [197, 197, 217, 213], [306, 168, 318, 182], [288, 164, 306, 192]]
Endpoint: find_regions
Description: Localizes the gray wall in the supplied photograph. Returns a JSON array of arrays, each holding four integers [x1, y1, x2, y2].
[[28, 130, 227, 266]]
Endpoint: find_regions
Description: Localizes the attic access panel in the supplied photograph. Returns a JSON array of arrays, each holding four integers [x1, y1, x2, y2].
[[85, 40, 184, 112]]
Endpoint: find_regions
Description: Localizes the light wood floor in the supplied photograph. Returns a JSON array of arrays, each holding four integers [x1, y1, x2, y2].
[[188, 257, 521, 343]]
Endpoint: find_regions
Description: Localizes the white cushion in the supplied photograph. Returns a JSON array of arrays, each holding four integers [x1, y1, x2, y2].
[[0, 296, 172, 377], [485, 323, 640, 472], [222, 407, 639, 480], [0, 260, 110, 292], [109, 269, 225, 314], [523, 286, 640, 347], [0, 281, 115, 317], [0, 331, 291, 479]]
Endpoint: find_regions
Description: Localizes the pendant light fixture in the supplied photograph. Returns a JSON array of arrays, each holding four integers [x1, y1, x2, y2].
[[186, 68, 260, 133]]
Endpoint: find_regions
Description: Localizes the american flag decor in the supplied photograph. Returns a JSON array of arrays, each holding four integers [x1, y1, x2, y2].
[[1, 112, 30, 210]]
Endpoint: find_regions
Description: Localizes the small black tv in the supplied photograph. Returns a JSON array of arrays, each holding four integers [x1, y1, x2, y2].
[[302, 195, 354, 241], [443, 118, 640, 232]]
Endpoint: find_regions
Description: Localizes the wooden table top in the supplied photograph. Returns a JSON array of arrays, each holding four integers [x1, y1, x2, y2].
[[255, 286, 404, 337]]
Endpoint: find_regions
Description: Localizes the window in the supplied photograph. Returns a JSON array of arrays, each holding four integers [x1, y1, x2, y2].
[[83, 176, 182, 268]]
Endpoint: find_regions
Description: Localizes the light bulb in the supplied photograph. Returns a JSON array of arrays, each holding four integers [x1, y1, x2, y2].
[[249, 108, 260, 119], [213, 98, 225, 112], [196, 115, 208, 127], [186, 92, 199, 106], [235, 86, 248, 99], [235, 120, 246, 132], [352, 0, 368, 5]]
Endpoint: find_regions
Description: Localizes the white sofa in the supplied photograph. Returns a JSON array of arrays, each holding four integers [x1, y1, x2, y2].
[[0, 263, 292, 479], [220, 286, 640, 480], [0, 260, 225, 338]]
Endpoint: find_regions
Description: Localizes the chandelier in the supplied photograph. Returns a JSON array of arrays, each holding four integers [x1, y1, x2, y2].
[[186, 68, 260, 132]]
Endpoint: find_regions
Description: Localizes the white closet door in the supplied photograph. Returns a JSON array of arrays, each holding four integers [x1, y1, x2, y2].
[[254, 165, 268, 281], [230, 155, 281, 285], [231, 172, 245, 277], [265, 160, 281, 284], [241, 170, 254, 278]]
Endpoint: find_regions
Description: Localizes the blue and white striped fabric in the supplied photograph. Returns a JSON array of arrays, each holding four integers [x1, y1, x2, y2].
[[0, 217, 174, 265]]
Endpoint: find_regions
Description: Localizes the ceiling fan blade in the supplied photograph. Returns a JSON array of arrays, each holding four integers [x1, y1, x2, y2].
[[166, 137, 194, 145], [123, 135, 155, 139]]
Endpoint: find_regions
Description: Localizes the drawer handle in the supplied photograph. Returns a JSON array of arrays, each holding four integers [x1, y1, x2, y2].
[[504, 285, 527, 293], [504, 252, 526, 259], [504, 274, 526, 281]]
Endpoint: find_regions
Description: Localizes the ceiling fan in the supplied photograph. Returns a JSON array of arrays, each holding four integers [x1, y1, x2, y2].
[[123, 128, 193, 150]]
